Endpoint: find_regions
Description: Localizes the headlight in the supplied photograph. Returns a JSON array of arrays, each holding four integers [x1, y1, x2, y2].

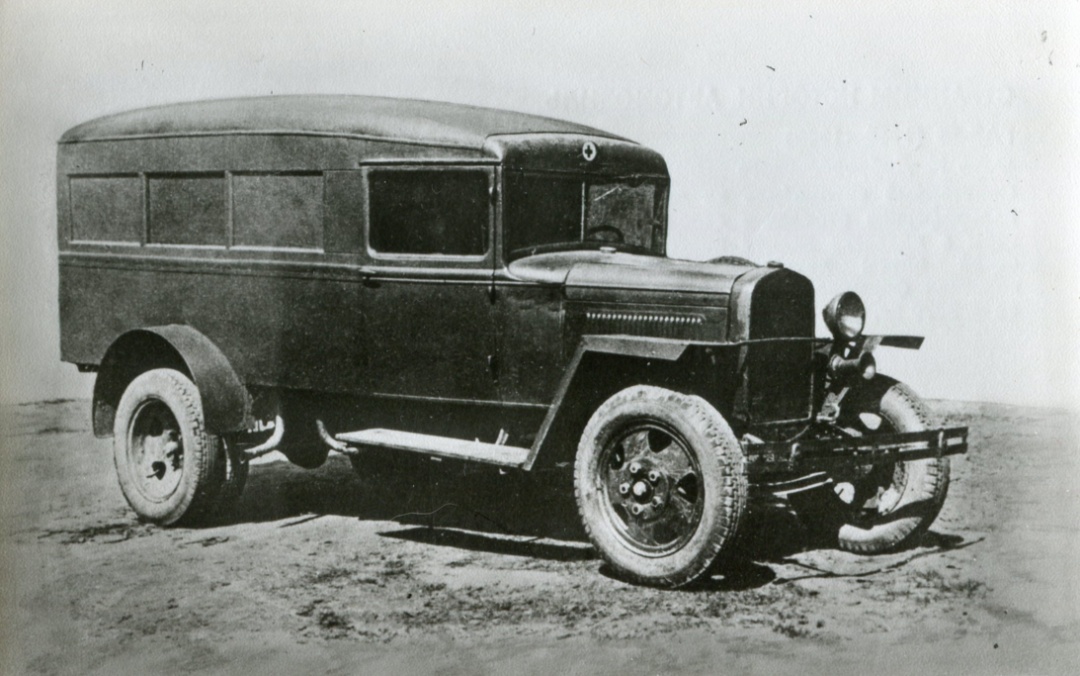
[[823, 291, 866, 339]]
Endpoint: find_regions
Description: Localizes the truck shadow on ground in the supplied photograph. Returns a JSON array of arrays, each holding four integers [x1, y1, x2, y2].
[[220, 455, 971, 589], [226, 456, 590, 544], [228, 457, 581, 530]]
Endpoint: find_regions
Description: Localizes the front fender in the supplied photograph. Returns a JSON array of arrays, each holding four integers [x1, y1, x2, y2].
[[522, 335, 690, 470], [818, 335, 924, 376], [521, 335, 744, 471], [860, 335, 925, 351]]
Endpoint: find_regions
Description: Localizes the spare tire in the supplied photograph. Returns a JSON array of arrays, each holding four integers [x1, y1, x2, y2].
[[831, 376, 951, 553]]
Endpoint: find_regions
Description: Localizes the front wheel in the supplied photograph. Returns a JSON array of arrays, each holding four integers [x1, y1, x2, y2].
[[831, 376, 950, 553], [574, 386, 747, 588], [113, 368, 238, 525]]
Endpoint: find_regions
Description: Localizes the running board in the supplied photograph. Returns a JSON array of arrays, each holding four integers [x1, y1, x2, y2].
[[335, 429, 530, 468]]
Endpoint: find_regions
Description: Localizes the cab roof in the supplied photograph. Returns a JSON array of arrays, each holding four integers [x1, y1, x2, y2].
[[59, 95, 630, 151]]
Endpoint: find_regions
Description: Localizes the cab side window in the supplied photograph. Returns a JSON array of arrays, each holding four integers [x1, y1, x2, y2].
[[368, 169, 488, 256]]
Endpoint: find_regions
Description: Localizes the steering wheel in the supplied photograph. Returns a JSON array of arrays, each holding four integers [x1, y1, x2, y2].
[[584, 225, 625, 243]]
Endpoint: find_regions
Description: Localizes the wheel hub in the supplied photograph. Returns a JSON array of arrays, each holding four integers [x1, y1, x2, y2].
[[129, 401, 185, 501], [617, 460, 671, 519], [599, 424, 704, 554]]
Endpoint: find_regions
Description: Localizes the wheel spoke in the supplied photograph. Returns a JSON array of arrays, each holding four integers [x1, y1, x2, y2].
[[649, 518, 677, 546], [877, 485, 903, 514], [142, 434, 159, 462], [603, 467, 628, 503], [668, 487, 698, 525], [651, 440, 693, 477], [620, 430, 652, 465], [163, 430, 183, 470], [623, 514, 659, 547], [605, 440, 626, 472], [646, 493, 696, 546]]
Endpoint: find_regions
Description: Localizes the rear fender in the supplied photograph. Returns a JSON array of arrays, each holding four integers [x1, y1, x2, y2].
[[92, 325, 251, 437]]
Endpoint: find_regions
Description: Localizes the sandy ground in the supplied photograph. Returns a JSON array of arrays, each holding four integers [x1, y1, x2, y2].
[[1, 398, 1078, 675]]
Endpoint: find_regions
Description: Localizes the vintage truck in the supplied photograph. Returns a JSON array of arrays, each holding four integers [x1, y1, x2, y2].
[[57, 96, 967, 587]]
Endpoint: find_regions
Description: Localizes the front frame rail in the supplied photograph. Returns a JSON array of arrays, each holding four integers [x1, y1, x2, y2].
[[743, 426, 968, 472]]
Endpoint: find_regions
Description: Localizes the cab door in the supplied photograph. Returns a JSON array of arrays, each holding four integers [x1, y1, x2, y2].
[[361, 165, 498, 403]]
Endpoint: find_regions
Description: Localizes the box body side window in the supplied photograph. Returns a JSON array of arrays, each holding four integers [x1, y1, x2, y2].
[[147, 174, 227, 246], [69, 176, 143, 244], [232, 173, 324, 250]]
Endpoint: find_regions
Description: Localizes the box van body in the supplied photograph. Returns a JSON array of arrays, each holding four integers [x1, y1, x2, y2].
[[59, 96, 671, 443]]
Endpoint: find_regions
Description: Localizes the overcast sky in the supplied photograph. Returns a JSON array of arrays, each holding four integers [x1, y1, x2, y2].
[[1, 1, 1077, 408]]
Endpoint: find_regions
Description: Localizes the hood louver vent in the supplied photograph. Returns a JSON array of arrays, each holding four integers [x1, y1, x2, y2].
[[584, 311, 705, 338]]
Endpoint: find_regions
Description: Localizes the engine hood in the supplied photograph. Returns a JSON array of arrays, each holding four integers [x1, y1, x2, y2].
[[506, 250, 758, 298]]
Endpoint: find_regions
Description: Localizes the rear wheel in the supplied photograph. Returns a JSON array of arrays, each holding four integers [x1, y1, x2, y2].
[[831, 377, 950, 553], [113, 368, 235, 525], [574, 386, 747, 588]]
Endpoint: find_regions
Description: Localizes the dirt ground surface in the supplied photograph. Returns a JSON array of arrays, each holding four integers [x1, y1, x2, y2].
[[2, 398, 1078, 675]]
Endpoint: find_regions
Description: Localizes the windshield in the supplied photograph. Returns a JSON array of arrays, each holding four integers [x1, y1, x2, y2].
[[504, 172, 667, 259]]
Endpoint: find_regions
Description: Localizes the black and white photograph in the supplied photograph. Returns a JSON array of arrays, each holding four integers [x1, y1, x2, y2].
[[1, 2, 1077, 674]]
